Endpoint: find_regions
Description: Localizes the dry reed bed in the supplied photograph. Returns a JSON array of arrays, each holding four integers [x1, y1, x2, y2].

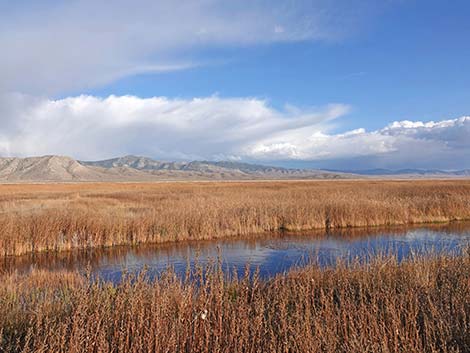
[[1, 180, 470, 256], [1, 252, 469, 352]]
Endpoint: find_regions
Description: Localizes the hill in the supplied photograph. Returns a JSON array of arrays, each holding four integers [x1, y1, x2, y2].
[[0, 156, 104, 182]]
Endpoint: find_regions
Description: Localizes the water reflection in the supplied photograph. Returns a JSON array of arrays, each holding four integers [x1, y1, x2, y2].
[[2, 222, 469, 282]]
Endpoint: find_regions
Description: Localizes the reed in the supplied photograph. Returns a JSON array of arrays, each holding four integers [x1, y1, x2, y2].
[[1, 251, 468, 352], [1, 180, 470, 256]]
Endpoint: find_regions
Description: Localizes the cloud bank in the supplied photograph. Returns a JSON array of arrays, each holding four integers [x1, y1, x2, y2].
[[0, 94, 468, 169], [0, 0, 377, 94]]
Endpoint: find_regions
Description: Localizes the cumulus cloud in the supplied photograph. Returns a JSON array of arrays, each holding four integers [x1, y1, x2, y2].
[[0, 93, 469, 169], [247, 116, 470, 169], [247, 117, 470, 161], [0, 0, 379, 94], [0, 93, 349, 160]]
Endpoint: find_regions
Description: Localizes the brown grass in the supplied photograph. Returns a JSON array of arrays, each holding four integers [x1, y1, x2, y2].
[[1, 252, 469, 352], [1, 180, 470, 256]]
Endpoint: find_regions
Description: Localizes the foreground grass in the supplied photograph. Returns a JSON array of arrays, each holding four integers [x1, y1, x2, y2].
[[1, 180, 470, 256], [1, 252, 469, 352]]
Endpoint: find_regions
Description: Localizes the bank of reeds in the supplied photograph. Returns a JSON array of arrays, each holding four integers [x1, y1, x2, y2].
[[1, 251, 469, 352], [1, 180, 470, 256]]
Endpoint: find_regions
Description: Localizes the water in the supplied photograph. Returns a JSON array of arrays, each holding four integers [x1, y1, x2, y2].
[[2, 222, 469, 283]]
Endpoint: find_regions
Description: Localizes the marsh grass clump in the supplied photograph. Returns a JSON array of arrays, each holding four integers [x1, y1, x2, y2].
[[0, 252, 469, 353], [0, 180, 470, 256]]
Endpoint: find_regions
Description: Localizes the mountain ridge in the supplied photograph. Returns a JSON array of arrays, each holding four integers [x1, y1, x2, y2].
[[81, 155, 327, 174], [1, 155, 468, 182], [0, 155, 349, 182], [326, 168, 470, 176]]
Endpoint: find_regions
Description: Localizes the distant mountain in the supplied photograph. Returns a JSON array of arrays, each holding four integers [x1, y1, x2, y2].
[[330, 168, 470, 177], [81, 155, 331, 176], [0, 155, 104, 181], [81, 155, 349, 180], [82, 155, 187, 171], [200, 160, 305, 174], [82, 155, 230, 173], [0, 155, 350, 182], [2, 155, 466, 182]]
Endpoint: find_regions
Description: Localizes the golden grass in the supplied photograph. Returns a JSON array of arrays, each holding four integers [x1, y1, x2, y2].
[[1, 252, 469, 352], [1, 180, 470, 256]]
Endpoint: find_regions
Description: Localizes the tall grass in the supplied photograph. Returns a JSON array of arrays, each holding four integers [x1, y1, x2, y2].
[[1, 180, 470, 256], [1, 251, 469, 352]]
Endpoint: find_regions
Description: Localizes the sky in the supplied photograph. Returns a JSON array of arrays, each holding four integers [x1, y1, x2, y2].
[[0, 0, 469, 170]]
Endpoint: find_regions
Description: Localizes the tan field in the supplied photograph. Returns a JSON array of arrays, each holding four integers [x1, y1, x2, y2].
[[1, 180, 470, 352], [1, 180, 469, 256], [1, 251, 469, 352]]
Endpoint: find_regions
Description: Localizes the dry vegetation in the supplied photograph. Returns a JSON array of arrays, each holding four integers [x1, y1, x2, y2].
[[0, 252, 468, 352], [1, 180, 470, 256]]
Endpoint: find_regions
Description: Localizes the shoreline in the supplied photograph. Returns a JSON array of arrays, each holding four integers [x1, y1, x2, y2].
[[2, 218, 470, 260], [1, 180, 470, 257]]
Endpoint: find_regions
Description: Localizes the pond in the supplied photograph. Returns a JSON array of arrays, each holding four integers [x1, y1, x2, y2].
[[2, 222, 469, 283]]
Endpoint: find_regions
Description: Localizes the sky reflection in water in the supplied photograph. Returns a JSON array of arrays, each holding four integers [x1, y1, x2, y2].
[[2, 223, 469, 283]]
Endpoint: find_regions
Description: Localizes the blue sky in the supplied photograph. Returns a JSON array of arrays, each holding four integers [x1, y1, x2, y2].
[[85, 0, 470, 132], [0, 0, 469, 169]]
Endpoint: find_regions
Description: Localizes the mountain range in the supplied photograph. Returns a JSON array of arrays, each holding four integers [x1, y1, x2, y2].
[[0, 155, 468, 182], [327, 168, 470, 177], [0, 155, 349, 182]]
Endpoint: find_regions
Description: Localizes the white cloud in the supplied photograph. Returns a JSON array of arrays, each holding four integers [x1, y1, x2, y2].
[[0, 0, 374, 94], [0, 93, 469, 169], [247, 116, 470, 167], [0, 93, 349, 160]]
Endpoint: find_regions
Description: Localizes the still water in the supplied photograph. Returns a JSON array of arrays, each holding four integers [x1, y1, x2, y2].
[[2, 222, 469, 283]]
